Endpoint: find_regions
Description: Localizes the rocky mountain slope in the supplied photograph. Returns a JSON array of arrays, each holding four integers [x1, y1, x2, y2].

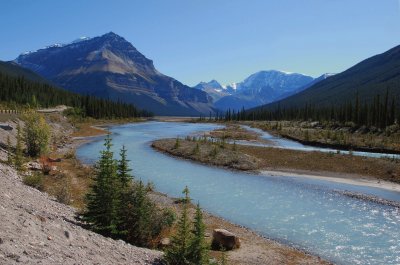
[[194, 80, 235, 102], [196, 70, 322, 111], [15, 32, 214, 116]]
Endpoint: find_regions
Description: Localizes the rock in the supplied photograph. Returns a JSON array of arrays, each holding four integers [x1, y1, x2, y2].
[[26, 162, 42, 171], [47, 236, 52, 241], [159, 238, 171, 249], [64, 230, 71, 239], [212, 229, 241, 250], [48, 157, 62, 163]]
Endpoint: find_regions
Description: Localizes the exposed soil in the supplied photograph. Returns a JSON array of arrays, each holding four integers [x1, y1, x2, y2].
[[0, 162, 162, 265]]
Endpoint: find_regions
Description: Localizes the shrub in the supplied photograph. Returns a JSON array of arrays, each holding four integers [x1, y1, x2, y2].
[[55, 183, 71, 204], [23, 110, 51, 157], [23, 173, 44, 190]]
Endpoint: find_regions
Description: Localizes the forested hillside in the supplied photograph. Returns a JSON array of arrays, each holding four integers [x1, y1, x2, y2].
[[0, 71, 151, 119], [243, 44, 400, 128]]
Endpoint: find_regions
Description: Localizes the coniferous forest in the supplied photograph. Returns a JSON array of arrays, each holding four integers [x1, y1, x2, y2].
[[0, 72, 152, 119], [215, 90, 400, 129]]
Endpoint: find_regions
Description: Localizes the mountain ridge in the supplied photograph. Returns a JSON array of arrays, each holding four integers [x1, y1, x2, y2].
[[250, 44, 400, 112], [15, 32, 215, 116]]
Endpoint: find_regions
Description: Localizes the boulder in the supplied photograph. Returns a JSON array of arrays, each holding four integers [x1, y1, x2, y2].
[[212, 229, 240, 250]]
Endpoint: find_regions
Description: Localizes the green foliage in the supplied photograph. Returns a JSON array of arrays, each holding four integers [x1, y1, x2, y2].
[[188, 203, 209, 265], [175, 137, 181, 149], [165, 186, 193, 265], [23, 173, 43, 190], [14, 123, 24, 170], [165, 187, 210, 265], [83, 134, 120, 237], [83, 136, 173, 247], [210, 146, 218, 158], [6, 135, 12, 165], [193, 143, 200, 155], [0, 72, 151, 119], [23, 110, 51, 157], [243, 91, 399, 129]]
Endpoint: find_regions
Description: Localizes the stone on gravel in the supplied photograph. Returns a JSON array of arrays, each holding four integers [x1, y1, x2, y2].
[[212, 229, 241, 250]]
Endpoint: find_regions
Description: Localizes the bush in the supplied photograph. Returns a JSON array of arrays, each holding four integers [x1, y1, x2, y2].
[[23, 173, 44, 190], [23, 110, 51, 157], [64, 151, 76, 159], [55, 183, 71, 204]]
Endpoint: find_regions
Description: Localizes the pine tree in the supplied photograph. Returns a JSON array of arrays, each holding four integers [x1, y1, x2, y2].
[[115, 145, 133, 239], [188, 203, 209, 265], [83, 135, 119, 237], [117, 145, 132, 188], [165, 186, 193, 265]]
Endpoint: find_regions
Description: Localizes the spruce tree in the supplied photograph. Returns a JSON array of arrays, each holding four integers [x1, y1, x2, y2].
[[188, 203, 209, 265], [125, 180, 153, 246], [118, 145, 132, 188], [115, 145, 133, 239], [165, 186, 193, 265], [83, 135, 119, 237]]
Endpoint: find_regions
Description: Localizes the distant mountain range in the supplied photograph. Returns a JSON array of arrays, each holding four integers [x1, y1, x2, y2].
[[195, 70, 334, 111], [250, 44, 400, 112], [14, 32, 215, 116]]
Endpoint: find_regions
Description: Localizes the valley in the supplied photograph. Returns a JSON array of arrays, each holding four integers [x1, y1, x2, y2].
[[1, 3, 400, 264]]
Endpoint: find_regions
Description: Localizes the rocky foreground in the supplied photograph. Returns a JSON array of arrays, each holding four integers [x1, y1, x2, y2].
[[0, 161, 162, 265]]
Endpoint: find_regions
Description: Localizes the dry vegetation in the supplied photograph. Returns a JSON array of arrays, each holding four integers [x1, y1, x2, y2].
[[239, 145, 400, 183], [152, 137, 260, 171], [153, 124, 400, 183], [248, 120, 400, 153], [208, 124, 261, 141]]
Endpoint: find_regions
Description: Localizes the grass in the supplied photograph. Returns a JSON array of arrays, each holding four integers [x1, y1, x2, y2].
[[40, 151, 94, 209], [208, 124, 260, 141], [152, 138, 260, 171], [238, 145, 400, 183], [247, 120, 400, 152]]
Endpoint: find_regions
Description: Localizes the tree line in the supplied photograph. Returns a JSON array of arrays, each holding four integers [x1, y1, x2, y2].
[[218, 91, 400, 129], [0, 72, 152, 119]]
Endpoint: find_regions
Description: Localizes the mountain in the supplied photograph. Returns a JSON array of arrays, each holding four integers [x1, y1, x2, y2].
[[14, 32, 214, 116], [252, 45, 400, 111], [194, 80, 235, 102], [0, 61, 50, 84], [212, 70, 315, 111]]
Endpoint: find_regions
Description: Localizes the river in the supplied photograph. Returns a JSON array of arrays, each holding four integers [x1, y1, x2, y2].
[[77, 121, 400, 265]]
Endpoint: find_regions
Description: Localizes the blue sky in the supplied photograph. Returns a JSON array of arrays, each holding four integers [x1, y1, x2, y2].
[[1, 0, 399, 86]]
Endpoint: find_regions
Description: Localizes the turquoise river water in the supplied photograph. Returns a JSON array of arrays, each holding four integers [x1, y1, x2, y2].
[[76, 122, 400, 265]]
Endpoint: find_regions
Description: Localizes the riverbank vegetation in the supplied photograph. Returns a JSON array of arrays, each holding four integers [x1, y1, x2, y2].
[[152, 125, 400, 183], [152, 137, 260, 171], [248, 120, 400, 153]]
